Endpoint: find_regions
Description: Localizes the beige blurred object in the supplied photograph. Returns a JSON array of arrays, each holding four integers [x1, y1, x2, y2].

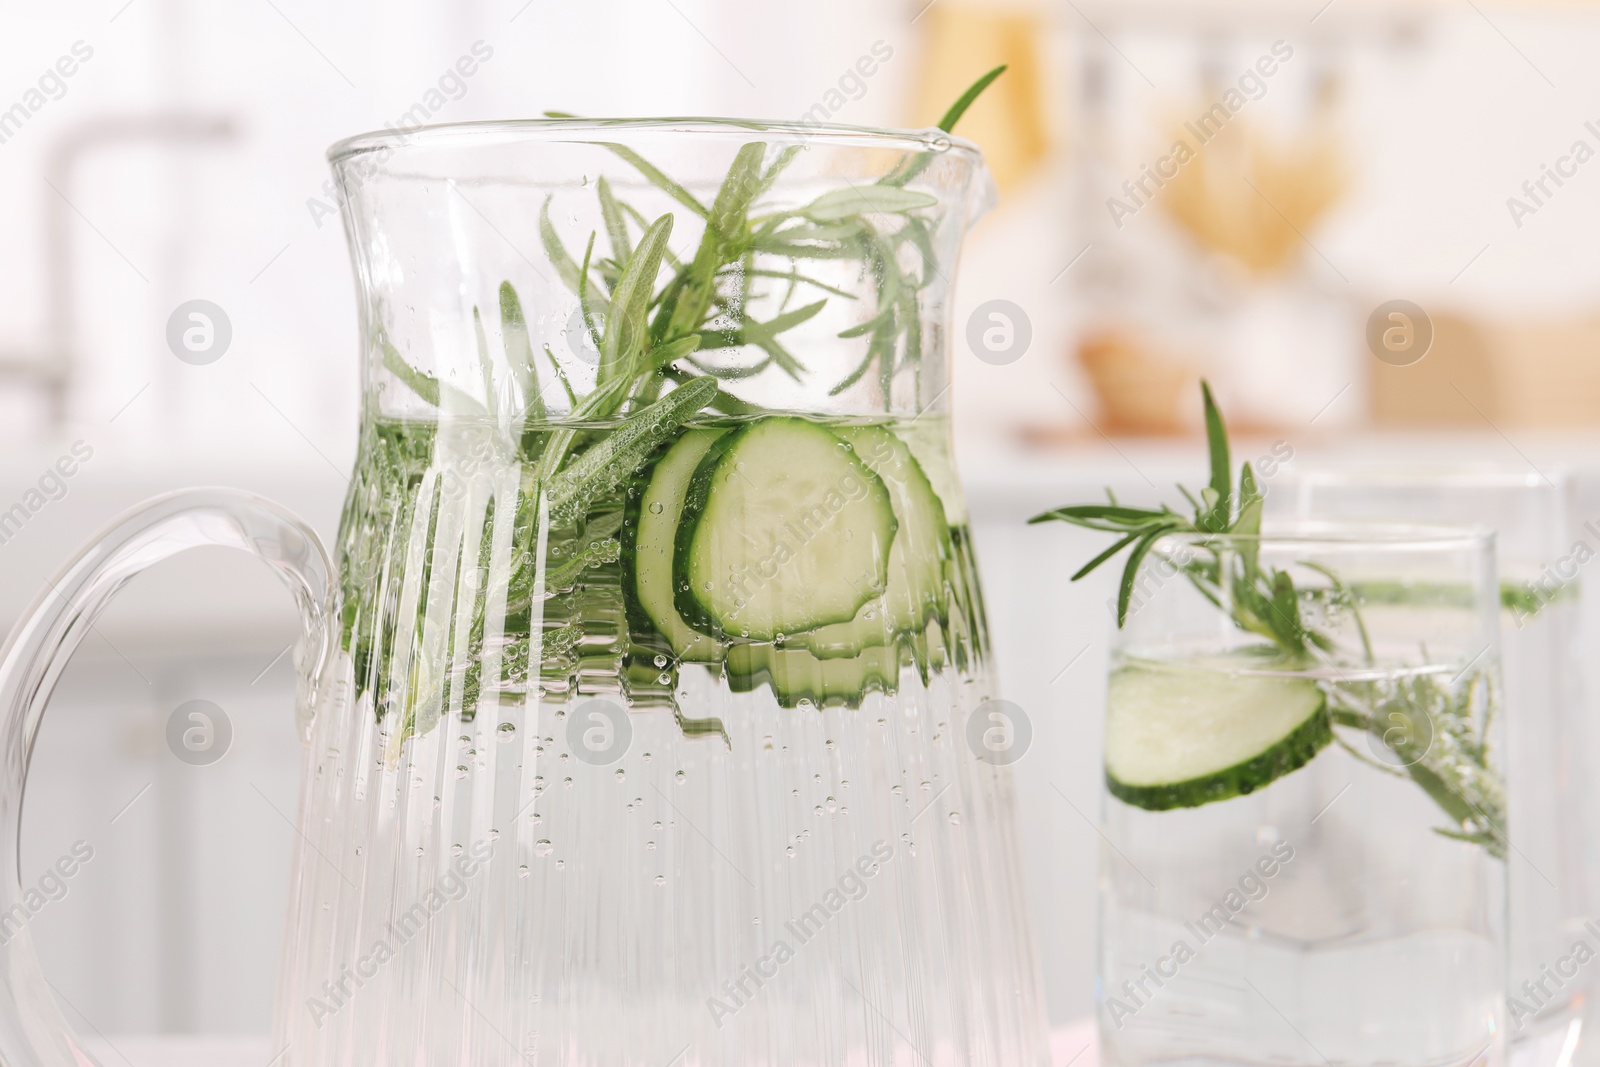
[[1371, 312, 1600, 427], [1076, 328, 1198, 434], [911, 4, 1049, 193], [1160, 117, 1346, 275]]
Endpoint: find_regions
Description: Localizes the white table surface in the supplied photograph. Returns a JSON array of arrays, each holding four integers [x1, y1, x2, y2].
[[80, 1022, 1097, 1065]]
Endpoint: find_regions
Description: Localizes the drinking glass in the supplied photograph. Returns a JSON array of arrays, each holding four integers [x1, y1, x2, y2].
[[1098, 522, 1506, 1066], [1280, 467, 1595, 1067]]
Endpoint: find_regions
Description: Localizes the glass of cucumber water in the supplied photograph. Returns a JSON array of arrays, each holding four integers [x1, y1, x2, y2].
[[0, 109, 1055, 1065], [1098, 522, 1507, 1066], [1279, 468, 1596, 1067]]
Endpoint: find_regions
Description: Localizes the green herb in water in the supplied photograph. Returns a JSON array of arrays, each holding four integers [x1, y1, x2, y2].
[[1031, 383, 1507, 857]]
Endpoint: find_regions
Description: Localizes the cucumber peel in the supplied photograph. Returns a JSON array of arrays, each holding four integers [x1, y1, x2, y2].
[[623, 427, 729, 662], [785, 423, 951, 659], [1105, 661, 1332, 811]]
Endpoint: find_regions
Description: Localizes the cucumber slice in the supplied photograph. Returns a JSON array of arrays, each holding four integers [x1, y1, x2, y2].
[[624, 427, 728, 662], [725, 642, 899, 709], [786, 424, 951, 659], [676, 417, 896, 642], [1105, 661, 1331, 811]]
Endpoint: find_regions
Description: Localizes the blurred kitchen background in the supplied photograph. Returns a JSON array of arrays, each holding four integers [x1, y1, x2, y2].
[[10, 0, 1600, 1038]]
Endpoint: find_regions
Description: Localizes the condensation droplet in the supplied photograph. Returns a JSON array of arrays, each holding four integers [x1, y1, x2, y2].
[[654, 875, 665, 887], [518, 864, 529, 878], [498, 723, 517, 741], [614, 768, 626, 782], [451, 843, 464, 856], [949, 811, 961, 825], [675, 770, 686, 783], [534, 840, 553, 857], [456, 766, 469, 780]]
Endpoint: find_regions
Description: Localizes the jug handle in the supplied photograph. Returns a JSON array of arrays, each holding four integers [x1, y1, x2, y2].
[[0, 488, 335, 1066]]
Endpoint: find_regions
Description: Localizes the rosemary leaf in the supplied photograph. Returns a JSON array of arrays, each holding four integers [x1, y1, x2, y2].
[[601, 143, 709, 217], [539, 196, 588, 296], [802, 186, 938, 222], [660, 141, 768, 342], [600, 213, 674, 391], [543, 376, 718, 526], [597, 175, 632, 263], [499, 282, 540, 418]]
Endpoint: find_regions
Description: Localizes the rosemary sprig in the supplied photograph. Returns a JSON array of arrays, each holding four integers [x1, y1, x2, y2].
[[1030, 382, 1506, 857], [347, 75, 1009, 743]]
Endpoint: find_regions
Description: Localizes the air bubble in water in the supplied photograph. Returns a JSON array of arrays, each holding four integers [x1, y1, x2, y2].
[[649, 501, 665, 514], [614, 768, 626, 782], [456, 766, 469, 780], [498, 723, 517, 741], [518, 864, 529, 878], [451, 843, 464, 856], [653, 654, 668, 668], [535, 840, 553, 857], [949, 811, 961, 825], [675, 770, 686, 783], [654, 875, 665, 887]]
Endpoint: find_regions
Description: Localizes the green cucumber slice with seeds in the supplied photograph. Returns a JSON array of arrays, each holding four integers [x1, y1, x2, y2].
[[1105, 661, 1332, 811], [675, 416, 896, 642], [785, 423, 951, 659], [625, 427, 729, 662]]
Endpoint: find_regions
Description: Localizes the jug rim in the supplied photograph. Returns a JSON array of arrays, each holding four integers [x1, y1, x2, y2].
[[327, 115, 985, 165]]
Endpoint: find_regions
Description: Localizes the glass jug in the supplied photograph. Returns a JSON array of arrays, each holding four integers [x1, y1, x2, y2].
[[0, 120, 1051, 1066]]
